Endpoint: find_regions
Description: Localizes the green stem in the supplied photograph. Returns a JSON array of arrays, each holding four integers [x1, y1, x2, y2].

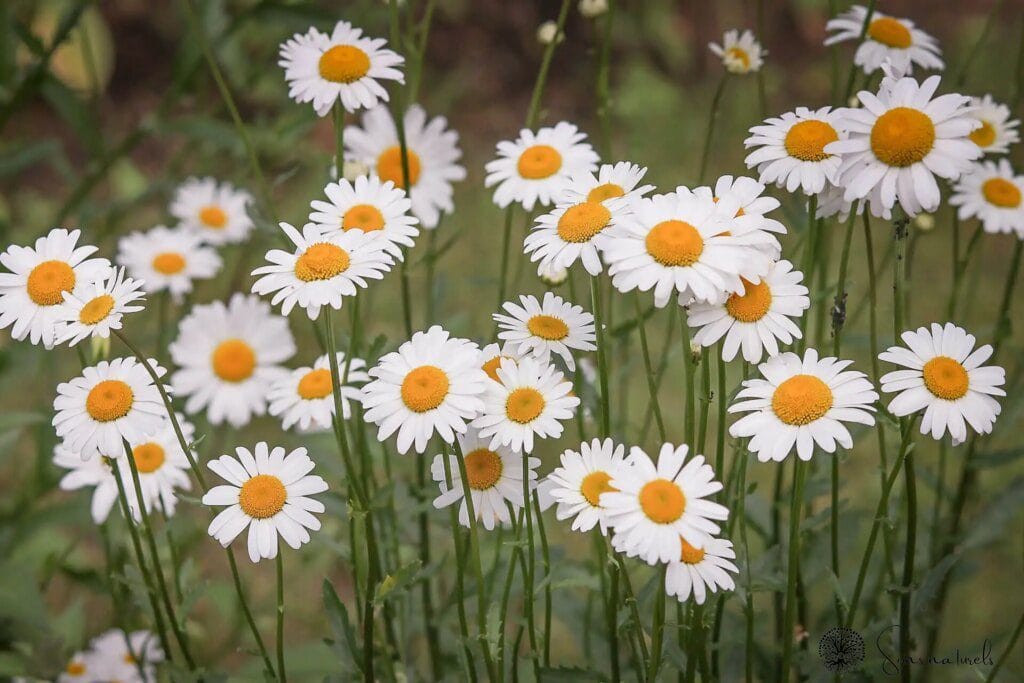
[[226, 548, 276, 677], [780, 459, 807, 682], [521, 452, 540, 678], [594, 0, 615, 157], [276, 552, 287, 682], [647, 564, 668, 681], [839, 0, 877, 104], [495, 207, 516, 316], [592, 276, 612, 436], [797, 195, 819, 350], [533, 493, 553, 667], [634, 293, 666, 440], [680, 308, 696, 444], [333, 104, 345, 179], [593, 533, 621, 682], [698, 75, 729, 183], [984, 610, 1024, 682], [899, 451, 917, 683], [525, 0, 573, 129]]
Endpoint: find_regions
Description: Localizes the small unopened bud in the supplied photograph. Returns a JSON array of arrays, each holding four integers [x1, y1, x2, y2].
[[579, 0, 609, 18], [343, 160, 370, 182], [90, 334, 110, 362], [913, 213, 935, 231], [847, 95, 861, 108], [690, 339, 702, 364], [537, 260, 568, 286], [537, 21, 564, 45]]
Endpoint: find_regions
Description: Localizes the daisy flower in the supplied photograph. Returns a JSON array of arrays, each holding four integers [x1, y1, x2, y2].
[[537, 260, 569, 286], [117, 226, 221, 300], [170, 177, 254, 245], [278, 20, 404, 116], [665, 536, 739, 605], [603, 442, 729, 565], [87, 629, 163, 682], [202, 443, 328, 563], [473, 356, 580, 453], [695, 175, 787, 265], [825, 5, 943, 77], [484, 122, 599, 211], [559, 161, 655, 204], [431, 428, 538, 530], [0, 227, 110, 348], [827, 71, 980, 216], [494, 292, 596, 371], [544, 437, 627, 534], [308, 176, 419, 261], [950, 159, 1024, 238], [362, 326, 488, 454], [967, 94, 1020, 155], [344, 104, 466, 228], [54, 268, 145, 347], [744, 107, 847, 195], [53, 357, 168, 461], [709, 29, 764, 75], [57, 649, 94, 682], [478, 341, 523, 383], [169, 294, 295, 427], [879, 322, 1005, 444], [729, 349, 879, 462], [251, 222, 392, 320], [688, 259, 810, 363], [268, 352, 369, 431]]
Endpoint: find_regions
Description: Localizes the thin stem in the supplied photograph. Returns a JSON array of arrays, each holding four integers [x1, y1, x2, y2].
[[780, 459, 807, 682], [647, 563, 668, 681], [698, 75, 729, 183], [333, 104, 345, 179], [594, 0, 616, 157], [495, 207, 516, 315], [533, 493, 553, 667], [634, 293, 666, 440], [797, 195, 819, 349], [899, 451, 917, 683], [593, 533, 621, 682], [521, 452, 540, 677], [839, 0, 877, 104], [276, 552, 286, 682], [984, 610, 1024, 682], [525, 0, 572, 129], [680, 308, 696, 444], [226, 548, 277, 677], [591, 276, 612, 436]]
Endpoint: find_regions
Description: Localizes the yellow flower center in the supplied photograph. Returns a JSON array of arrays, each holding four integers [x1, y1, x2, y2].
[[868, 17, 912, 49], [505, 387, 546, 424], [152, 252, 186, 275], [580, 470, 616, 507], [294, 243, 350, 282], [297, 368, 334, 400], [526, 314, 570, 340], [870, 107, 935, 167], [78, 294, 115, 325], [587, 182, 625, 202], [211, 339, 257, 382], [725, 278, 773, 322], [557, 201, 612, 243], [981, 178, 1022, 208], [969, 120, 996, 148], [725, 47, 751, 69], [922, 356, 969, 400], [199, 205, 228, 229], [86, 380, 134, 422], [377, 146, 422, 188], [784, 119, 839, 162], [66, 662, 87, 675], [401, 365, 450, 412], [464, 448, 503, 490], [638, 478, 686, 524], [517, 144, 563, 179], [482, 355, 513, 382], [26, 260, 75, 306], [342, 203, 386, 232], [318, 44, 370, 83], [132, 442, 166, 474], [239, 474, 287, 519], [645, 220, 704, 267], [680, 539, 706, 564], [771, 374, 833, 426]]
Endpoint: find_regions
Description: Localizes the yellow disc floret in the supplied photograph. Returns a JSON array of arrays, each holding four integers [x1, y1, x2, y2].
[[27, 260, 75, 306], [86, 379, 134, 422], [464, 448, 503, 490], [152, 252, 186, 275], [725, 278, 773, 322], [318, 44, 370, 83], [342, 204, 386, 232], [212, 339, 257, 382], [294, 243, 351, 282], [922, 356, 969, 400], [587, 183, 625, 203], [868, 17, 912, 49], [557, 202, 612, 243], [645, 220, 704, 267], [377, 146, 422, 188], [526, 314, 570, 341], [297, 368, 334, 400], [79, 294, 115, 325], [771, 374, 834, 425], [401, 365, 450, 412], [680, 539, 706, 564], [638, 478, 686, 524], [132, 442, 166, 473], [969, 120, 996, 148], [199, 205, 228, 229], [505, 387, 546, 424], [870, 107, 935, 167], [981, 178, 1022, 208], [239, 474, 287, 519], [784, 119, 839, 162], [580, 470, 616, 507], [517, 144, 563, 179]]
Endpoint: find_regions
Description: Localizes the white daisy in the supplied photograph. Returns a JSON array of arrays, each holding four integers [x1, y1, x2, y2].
[[54, 267, 145, 347], [950, 159, 1024, 238], [361, 326, 488, 454], [87, 629, 163, 682], [202, 443, 329, 563], [344, 104, 466, 228], [825, 5, 943, 77], [494, 292, 596, 371], [53, 357, 168, 461], [268, 352, 369, 431], [251, 222, 392, 320], [744, 107, 847, 195], [169, 177, 254, 245], [57, 649, 94, 682], [537, 259, 569, 286], [602, 442, 729, 565], [117, 226, 221, 301], [478, 341, 524, 383], [544, 437, 627, 534], [664, 536, 739, 605], [431, 428, 539, 530], [278, 20, 404, 116], [472, 356, 580, 454], [0, 228, 110, 348], [729, 349, 879, 462], [709, 29, 764, 74], [308, 176, 419, 261], [484, 122, 599, 211], [967, 94, 1020, 155], [879, 322, 1005, 444], [169, 293, 295, 427], [695, 175, 787, 265]]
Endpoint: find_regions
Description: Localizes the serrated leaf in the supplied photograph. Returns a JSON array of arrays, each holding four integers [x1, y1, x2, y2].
[[373, 559, 422, 606]]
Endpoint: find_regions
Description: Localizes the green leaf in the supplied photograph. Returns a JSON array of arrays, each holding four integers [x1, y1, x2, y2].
[[322, 579, 361, 676], [373, 559, 422, 606]]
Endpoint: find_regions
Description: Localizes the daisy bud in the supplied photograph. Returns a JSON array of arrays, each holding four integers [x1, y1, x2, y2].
[[847, 95, 860, 108], [343, 159, 370, 182], [90, 334, 110, 361], [537, 261, 568, 286], [913, 213, 935, 231], [537, 21, 563, 46], [690, 339, 702, 364], [579, 0, 609, 18]]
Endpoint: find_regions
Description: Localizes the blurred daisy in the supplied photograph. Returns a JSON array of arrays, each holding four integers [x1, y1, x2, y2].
[[827, 71, 980, 216], [544, 437, 627, 534], [344, 104, 466, 228], [251, 222, 392, 320], [203, 443, 329, 563], [825, 5, 943, 77], [57, 649, 94, 682], [950, 159, 1024, 238], [431, 428, 538, 530], [87, 629, 163, 682], [559, 161, 655, 204], [169, 294, 295, 427], [117, 226, 221, 301], [170, 177, 254, 246], [744, 107, 847, 195], [603, 443, 729, 565], [879, 322, 1005, 444], [688, 259, 809, 363], [279, 20, 404, 116], [665, 536, 738, 605], [484, 122, 599, 211], [308, 176, 419, 261], [967, 95, 1020, 155], [478, 341, 523, 383], [537, 260, 569, 286], [709, 29, 764, 75], [473, 356, 579, 453], [495, 292, 596, 371], [729, 349, 879, 462], [362, 326, 488, 454], [815, 183, 892, 222], [54, 268, 145, 347], [53, 357, 167, 461], [0, 227, 110, 348], [268, 352, 369, 431]]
